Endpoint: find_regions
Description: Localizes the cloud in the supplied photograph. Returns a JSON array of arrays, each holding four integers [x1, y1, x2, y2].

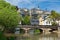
[[5, 0, 60, 5], [5, 0, 60, 12], [38, 0, 60, 2], [5, 0, 31, 5], [5, 0, 20, 5]]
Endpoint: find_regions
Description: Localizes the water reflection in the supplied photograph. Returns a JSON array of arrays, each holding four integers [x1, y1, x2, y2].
[[58, 33, 60, 40], [16, 33, 58, 40]]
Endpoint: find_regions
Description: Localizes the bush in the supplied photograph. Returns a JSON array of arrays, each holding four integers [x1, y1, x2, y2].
[[52, 22, 57, 26], [34, 29, 40, 34], [8, 36, 15, 40]]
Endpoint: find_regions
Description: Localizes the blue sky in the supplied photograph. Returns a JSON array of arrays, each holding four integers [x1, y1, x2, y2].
[[5, 0, 60, 13]]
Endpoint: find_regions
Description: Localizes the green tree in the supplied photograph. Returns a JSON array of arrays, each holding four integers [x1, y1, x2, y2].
[[49, 10, 60, 25], [22, 15, 30, 25], [50, 10, 57, 20], [0, 0, 20, 30]]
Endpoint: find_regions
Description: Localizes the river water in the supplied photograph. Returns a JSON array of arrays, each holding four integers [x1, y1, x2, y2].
[[16, 33, 59, 40]]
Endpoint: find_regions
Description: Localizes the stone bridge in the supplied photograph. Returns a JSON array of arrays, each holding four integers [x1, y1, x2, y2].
[[15, 25, 60, 34]]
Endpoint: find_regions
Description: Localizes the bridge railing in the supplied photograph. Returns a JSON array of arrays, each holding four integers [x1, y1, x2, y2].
[[17, 25, 60, 28]]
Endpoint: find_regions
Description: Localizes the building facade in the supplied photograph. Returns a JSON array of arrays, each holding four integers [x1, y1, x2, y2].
[[30, 8, 51, 25], [17, 7, 59, 25]]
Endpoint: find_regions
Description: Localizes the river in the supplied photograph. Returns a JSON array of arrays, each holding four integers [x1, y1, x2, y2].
[[15, 33, 58, 40]]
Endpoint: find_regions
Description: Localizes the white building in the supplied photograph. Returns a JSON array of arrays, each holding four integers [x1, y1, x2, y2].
[[56, 20, 60, 26]]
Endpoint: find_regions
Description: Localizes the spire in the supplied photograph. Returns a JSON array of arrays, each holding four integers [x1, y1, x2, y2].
[[45, 8, 48, 11], [37, 5, 40, 10], [38, 5, 39, 8]]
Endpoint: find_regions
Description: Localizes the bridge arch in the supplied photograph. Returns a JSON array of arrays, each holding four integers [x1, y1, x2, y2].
[[49, 28, 58, 32], [39, 29, 43, 33], [20, 29, 25, 34]]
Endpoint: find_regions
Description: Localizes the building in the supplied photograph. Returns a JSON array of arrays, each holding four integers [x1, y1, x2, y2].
[[56, 20, 60, 26], [17, 7, 60, 26], [30, 8, 51, 25], [18, 8, 30, 16], [30, 8, 40, 25]]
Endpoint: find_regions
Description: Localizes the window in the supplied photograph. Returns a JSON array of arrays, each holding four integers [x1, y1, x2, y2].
[[21, 14, 25, 16], [44, 16, 47, 20]]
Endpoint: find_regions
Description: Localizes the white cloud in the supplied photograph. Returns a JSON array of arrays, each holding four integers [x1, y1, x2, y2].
[[5, 0, 31, 5], [5, 0, 60, 12], [37, 0, 60, 2], [5, 0, 60, 5], [5, 0, 20, 5]]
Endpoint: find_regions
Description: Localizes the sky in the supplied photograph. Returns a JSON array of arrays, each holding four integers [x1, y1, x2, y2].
[[5, 0, 60, 13]]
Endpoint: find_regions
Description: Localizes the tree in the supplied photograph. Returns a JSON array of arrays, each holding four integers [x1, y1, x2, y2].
[[49, 10, 60, 25], [22, 15, 30, 25], [50, 10, 57, 20], [0, 0, 20, 30], [52, 22, 58, 26]]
